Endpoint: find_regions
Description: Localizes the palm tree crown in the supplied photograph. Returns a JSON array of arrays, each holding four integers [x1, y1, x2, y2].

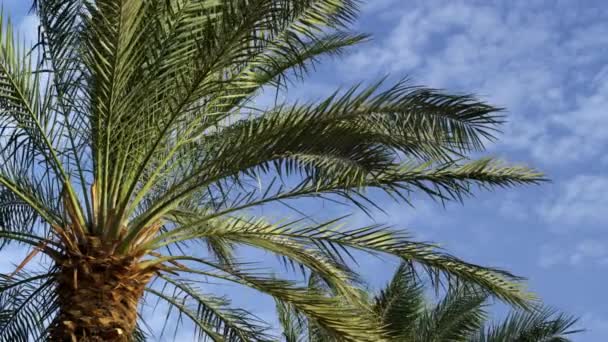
[[0, 1, 544, 341], [278, 265, 581, 342]]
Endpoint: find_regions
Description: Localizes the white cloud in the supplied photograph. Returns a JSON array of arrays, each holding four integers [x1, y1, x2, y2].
[[538, 244, 566, 269], [539, 175, 608, 228], [550, 69, 608, 156], [497, 194, 530, 221], [341, 0, 608, 165], [580, 313, 608, 340], [569, 240, 608, 266], [359, 0, 399, 14], [538, 239, 608, 268]]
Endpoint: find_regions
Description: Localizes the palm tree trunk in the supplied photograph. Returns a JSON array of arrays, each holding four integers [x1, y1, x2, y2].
[[49, 240, 153, 341]]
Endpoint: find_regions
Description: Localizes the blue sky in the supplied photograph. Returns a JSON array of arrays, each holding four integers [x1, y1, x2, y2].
[[2, 0, 608, 341]]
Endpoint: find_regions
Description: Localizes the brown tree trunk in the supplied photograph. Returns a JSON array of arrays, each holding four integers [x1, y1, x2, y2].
[[49, 243, 154, 342]]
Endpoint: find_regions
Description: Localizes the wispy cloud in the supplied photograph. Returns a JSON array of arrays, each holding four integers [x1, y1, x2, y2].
[[538, 239, 608, 268], [343, 0, 608, 165], [580, 313, 608, 340], [539, 175, 608, 229]]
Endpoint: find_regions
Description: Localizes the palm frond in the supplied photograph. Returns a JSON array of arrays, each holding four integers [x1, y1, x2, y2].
[[0, 269, 57, 342], [276, 300, 307, 342], [78, 0, 362, 233], [0, 189, 41, 249], [147, 275, 271, 341], [0, 12, 85, 229], [473, 306, 581, 342], [124, 81, 543, 238], [158, 259, 387, 342], [147, 216, 533, 307], [157, 213, 364, 301], [416, 286, 488, 342], [373, 263, 425, 339]]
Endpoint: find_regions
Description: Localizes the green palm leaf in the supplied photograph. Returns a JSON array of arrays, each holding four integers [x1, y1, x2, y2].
[[0, 270, 57, 342], [373, 263, 425, 339], [415, 286, 488, 342], [473, 307, 582, 342], [280, 265, 581, 342]]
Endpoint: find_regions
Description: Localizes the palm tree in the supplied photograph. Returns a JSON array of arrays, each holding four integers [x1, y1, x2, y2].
[[0, 1, 544, 341], [278, 264, 581, 342]]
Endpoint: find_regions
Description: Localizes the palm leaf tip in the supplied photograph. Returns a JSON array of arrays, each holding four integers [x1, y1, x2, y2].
[[475, 306, 581, 341]]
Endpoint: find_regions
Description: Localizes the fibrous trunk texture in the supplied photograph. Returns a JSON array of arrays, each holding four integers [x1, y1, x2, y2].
[[49, 238, 154, 342]]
